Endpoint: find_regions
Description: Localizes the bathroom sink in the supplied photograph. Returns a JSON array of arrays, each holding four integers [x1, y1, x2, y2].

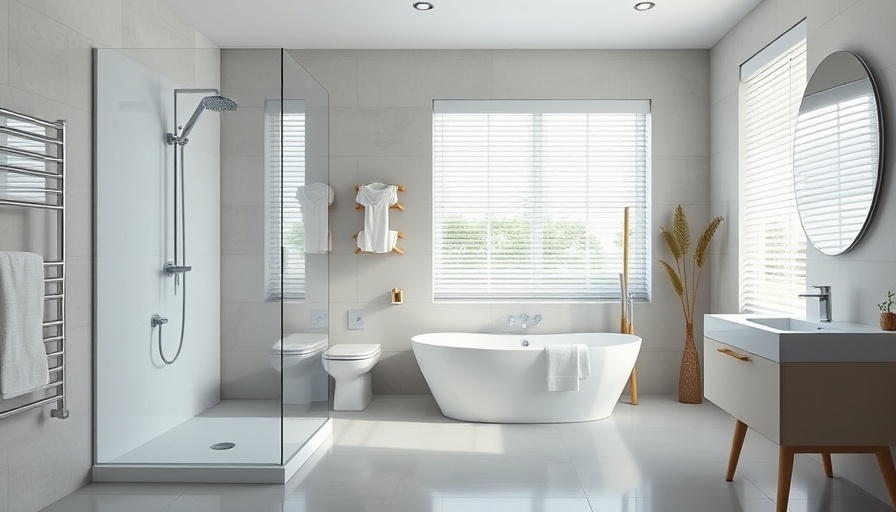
[[745, 316, 824, 331], [704, 314, 896, 363]]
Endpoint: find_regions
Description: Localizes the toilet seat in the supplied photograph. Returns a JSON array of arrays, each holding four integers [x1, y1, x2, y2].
[[271, 333, 328, 356], [323, 344, 381, 361]]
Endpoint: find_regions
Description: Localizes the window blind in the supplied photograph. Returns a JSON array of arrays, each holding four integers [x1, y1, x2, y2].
[[739, 37, 807, 315], [0, 119, 48, 203], [264, 100, 306, 301], [432, 100, 651, 302]]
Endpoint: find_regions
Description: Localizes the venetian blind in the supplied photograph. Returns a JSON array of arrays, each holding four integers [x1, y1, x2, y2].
[[432, 100, 651, 302], [264, 100, 306, 300], [739, 34, 807, 315]]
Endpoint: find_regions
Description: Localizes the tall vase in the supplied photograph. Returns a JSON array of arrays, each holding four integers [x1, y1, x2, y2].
[[679, 322, 702, 404]]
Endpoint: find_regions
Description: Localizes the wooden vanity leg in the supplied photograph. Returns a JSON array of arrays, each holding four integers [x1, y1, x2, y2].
[[822, 452, 833, 478], [629, 367, 638, 405], [726, 420, 748, 481], [874, 447, 896, 509], [776, 446, 795, 512]]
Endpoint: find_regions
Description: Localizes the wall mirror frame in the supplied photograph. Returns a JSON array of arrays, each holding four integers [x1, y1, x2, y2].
[[792, 50, 884, 256]]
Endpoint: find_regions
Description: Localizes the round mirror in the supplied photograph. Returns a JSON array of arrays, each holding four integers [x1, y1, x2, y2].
[[793, 51, 884, 256]]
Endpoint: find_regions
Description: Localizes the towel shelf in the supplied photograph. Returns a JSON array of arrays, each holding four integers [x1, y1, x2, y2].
[[353, 183, 406, 254], [0, 105, 68, 421]]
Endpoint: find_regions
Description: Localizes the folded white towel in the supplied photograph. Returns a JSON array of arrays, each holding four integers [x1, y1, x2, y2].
[[546, 344, 590, 392], [577, 344, 591, 380], [356, 183, 398, 253], [0, 252, 49, 399], [296, 182, 334, 254], [356, 229, 400, 254]]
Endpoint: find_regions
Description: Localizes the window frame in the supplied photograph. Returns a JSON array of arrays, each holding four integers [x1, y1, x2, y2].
[[432, 99, 652, 303]]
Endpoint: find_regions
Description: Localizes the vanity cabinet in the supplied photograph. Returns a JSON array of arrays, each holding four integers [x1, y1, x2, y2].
[[704, 336, 896, 512]]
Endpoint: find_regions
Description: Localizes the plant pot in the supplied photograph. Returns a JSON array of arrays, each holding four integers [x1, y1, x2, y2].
[[679, 322, 702, 404], [881, 312, 896, 331]]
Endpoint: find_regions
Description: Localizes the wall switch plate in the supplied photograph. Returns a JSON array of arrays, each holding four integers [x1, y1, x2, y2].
[[310, 310, 328, 329], [347, 309, 365, 330]]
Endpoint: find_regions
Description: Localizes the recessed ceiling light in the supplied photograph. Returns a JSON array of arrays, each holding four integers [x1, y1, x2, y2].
[[634, 2, 655, 11], [413, 2, 434, 11]]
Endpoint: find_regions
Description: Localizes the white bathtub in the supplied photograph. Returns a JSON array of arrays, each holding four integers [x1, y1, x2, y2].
[[411, 332, 641, 423]]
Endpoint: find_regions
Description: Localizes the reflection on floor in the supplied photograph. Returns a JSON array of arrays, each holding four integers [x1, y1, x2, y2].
[[111, 400, 327, 465], [46, 396, 891, 511]]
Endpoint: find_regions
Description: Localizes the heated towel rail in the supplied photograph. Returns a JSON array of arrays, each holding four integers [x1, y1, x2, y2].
[[0, 105, 69, 420]]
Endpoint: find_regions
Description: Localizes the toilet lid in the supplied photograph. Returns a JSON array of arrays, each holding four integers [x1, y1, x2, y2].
[[271, 333, 328, 356], [323, 344, 381, 360]]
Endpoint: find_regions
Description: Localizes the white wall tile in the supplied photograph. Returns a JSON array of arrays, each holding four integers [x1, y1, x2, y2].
[[372, 350, 431, 395], [329, 107, 432, 158], [630, 52, 710, 107], [357, 53, 492, 108], [652, 106, 710, 157], [710, 93, 738, 155], [121, 0, 193, 48], [221, 105, 264, 158], [220, 156, 264, 206], [0, 0, 8, 85], [24, 0, 123, 47], [286, 51, 359, 108], [220, 206, 264, 256], [652, 157, 710, 208], [7, 1, 94, 111], [710, 29, 738, 107], [221, 350, 279, 400], [491, 51, 632, 99]]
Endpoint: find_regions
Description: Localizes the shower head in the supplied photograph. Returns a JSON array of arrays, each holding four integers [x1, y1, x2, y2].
[[200, 95, 238, 113], [176, 95, 238, 143]]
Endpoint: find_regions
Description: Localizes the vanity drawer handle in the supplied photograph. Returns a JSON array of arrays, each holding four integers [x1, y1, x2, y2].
[[717, 348, 750, 361]]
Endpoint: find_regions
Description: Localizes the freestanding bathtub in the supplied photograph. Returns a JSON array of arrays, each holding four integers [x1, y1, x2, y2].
[[411, 332, 641, 423]]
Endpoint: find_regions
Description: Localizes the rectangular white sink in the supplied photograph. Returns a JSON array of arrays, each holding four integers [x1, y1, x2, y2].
[[704, 314, 896, 363]]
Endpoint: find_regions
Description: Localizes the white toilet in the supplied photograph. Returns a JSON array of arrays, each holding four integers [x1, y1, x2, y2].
[[269, 333, 329, 405], [321, 344, 381, 411]]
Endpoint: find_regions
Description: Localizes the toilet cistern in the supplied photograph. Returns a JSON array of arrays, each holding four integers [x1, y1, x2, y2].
[[798, 285, 832, 322]]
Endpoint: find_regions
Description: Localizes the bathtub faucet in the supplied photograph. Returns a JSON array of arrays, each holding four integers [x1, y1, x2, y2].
[[510, 314, 543, 330]]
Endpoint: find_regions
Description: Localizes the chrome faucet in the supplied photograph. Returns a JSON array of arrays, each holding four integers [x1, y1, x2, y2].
[[507, 314, 543, 330], [798, 286, 832, 322]]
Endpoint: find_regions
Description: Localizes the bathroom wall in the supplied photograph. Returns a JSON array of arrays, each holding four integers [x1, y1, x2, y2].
[[709, 0, 896, 502], [94, 47, 221, 462], [0, 1, 214, 511], [218, 49, 711, 396]]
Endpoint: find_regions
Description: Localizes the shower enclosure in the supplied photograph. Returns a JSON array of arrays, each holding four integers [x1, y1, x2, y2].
[[93, 48, 330, 483]]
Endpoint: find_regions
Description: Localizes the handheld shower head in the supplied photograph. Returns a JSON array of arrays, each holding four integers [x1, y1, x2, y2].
[[169, 95, 238, 145]]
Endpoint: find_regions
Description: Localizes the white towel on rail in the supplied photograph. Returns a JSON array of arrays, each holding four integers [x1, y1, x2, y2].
[[356, 229, 399, 253], [356, 182, 398, 253], [545, 344, 590, 392], [0, 252, 49, 399], [296, 182, 334, 254]]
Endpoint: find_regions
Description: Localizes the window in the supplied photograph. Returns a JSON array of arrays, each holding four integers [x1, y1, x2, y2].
[[432, 100, 651, 302], [264, 100, 305, 300], [739, 21, 807, 315], [0, 118, 49, 204]]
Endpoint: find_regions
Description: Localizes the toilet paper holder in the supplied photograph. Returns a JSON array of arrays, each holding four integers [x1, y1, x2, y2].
[[391, 287, 404, 304]]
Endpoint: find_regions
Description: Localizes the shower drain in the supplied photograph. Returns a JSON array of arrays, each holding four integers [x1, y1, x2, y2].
[[210, 442, 236, 451]]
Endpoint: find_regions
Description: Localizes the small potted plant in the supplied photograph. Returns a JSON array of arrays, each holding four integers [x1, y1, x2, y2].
[[879, 291, 896, 331]]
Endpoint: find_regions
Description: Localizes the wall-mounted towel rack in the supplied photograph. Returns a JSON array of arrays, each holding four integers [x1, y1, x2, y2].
[[0, 106, 68, 421]]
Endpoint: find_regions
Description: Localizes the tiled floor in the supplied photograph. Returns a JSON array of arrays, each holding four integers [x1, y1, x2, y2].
[[42, 395, 891, 511]]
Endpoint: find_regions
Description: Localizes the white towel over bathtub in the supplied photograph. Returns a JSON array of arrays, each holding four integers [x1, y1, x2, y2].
[[545, 344, 590, 391]]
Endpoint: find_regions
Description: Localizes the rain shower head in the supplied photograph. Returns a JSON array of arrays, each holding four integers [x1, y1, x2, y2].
[[170, 95, 238, 145], [200, 95, 238, 113]]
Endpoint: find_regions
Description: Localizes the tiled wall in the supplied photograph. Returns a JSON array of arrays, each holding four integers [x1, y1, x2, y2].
[[270, 49, 712, 396], [0, 1, 213, 511], [709, 0, 896, 502]]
